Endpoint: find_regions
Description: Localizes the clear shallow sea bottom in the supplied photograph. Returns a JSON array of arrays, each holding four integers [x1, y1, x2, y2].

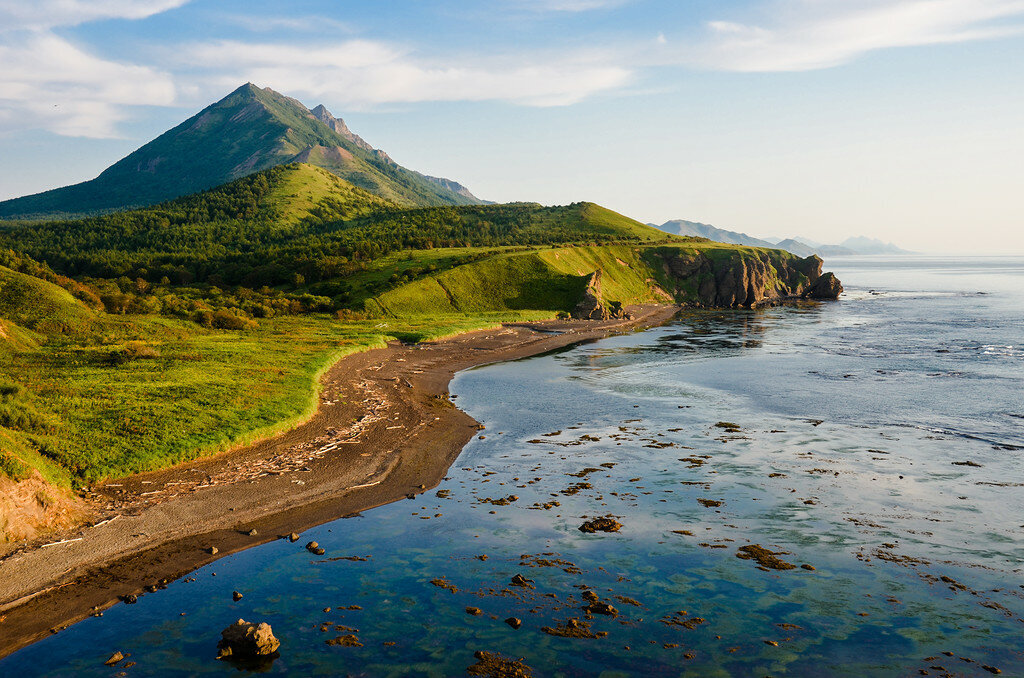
[[2, 255, 1023, 677]]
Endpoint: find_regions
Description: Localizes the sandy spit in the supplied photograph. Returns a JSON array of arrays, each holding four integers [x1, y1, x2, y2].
[[0, 305, 678, 655]]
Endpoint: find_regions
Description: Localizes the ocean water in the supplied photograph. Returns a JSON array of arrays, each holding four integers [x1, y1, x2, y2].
[[3, 255, 1022, 677]]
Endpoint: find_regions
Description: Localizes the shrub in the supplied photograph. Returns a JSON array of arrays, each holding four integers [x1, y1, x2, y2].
[[211, 309, 256, 330]]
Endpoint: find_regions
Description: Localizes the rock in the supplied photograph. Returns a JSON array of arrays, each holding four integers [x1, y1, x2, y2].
[[288, 533, 300, 542], [467, 650, 534, 677], [246, 529, 258, 537], [578, 517, 622, 533], [571, 271, 626, 321], [585, 601, 619, 617], [805, 271, 843, 300], [655, 250, 843, 307], [305, 541, 319, 552], [466, 607, 483, 616], [510, 574, 535, 589], [505, 617, 522, 629], [325, 634, 362, 647], [217, 619, 280, 658], [232, 591, 243, 601], [104, 652, 125, 666], [208, 547, 218, 555], [581, 590, 599, 603], [585, 602, 614, 618], [122, 594, 138, 605], [736, 544, 796, 571]]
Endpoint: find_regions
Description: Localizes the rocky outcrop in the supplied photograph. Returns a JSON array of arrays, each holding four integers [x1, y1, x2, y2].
[[217, 619, 280, 659], [806, 271, 843, 299], [571, 271, 627, 320], [651, 249, 842, 308]]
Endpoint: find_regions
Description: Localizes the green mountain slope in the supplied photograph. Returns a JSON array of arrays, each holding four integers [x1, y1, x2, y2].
[[0, 165, 668, 292], [0, 84, 481, 219]]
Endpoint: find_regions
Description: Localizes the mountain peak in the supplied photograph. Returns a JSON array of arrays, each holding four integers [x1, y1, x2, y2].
[[309, 103, 373, 152], [0, 84, 484, 218]]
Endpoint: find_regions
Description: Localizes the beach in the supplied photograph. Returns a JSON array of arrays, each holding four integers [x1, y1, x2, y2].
[[0, 305, 679, 656]]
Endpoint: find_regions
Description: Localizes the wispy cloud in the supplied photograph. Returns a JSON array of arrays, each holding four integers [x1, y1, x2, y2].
[[0, 0, 190, 31], [0, 1, 185, 136], [0, 32, 176, 137], [179, 40, 632, 108], [693, 0, 1024, 71]]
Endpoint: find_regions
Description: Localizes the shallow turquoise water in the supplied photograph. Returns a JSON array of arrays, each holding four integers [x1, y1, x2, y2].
[[2, 255, 1022, 676]]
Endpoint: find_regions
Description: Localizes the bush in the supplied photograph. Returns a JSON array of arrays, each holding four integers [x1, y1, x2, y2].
[[211, 309, 256, 330]]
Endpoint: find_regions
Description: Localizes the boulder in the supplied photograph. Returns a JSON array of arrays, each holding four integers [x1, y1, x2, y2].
[[805, 271, 843, 299], [217, 619, 280, 659]]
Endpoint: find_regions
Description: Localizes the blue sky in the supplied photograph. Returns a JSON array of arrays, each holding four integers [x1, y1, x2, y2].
[[1, 0, 1023, 252]]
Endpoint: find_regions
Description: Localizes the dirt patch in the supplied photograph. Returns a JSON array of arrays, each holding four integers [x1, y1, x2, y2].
[[0, 474, 84, 544]]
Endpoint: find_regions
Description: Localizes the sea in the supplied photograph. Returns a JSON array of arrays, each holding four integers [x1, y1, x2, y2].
[[2, 255, 1022, 677]]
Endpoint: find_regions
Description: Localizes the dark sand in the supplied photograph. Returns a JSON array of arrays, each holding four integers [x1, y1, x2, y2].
[[0, 305, 678, 656]]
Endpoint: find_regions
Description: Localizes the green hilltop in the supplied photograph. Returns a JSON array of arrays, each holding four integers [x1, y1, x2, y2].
[[0, 84, 481, 220]]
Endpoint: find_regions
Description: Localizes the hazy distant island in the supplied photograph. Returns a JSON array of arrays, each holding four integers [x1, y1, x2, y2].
[[652, 219, 912, 257]]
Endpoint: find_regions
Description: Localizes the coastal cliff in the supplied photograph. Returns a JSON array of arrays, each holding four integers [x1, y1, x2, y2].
[[649, 248, 843, 308]]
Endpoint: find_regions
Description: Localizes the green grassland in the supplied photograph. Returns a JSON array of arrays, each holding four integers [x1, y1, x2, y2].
[[0, 266, 548, 487], [0, 163, 813, 498]]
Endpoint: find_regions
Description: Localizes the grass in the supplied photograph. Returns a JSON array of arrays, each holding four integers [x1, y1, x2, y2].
[[367, 244, 675, 317], [0, 272, 548, 486], [0, 236, 812, 489]]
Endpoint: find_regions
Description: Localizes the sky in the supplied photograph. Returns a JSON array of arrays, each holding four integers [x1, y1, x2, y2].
[[1, 0, 1023, 253]]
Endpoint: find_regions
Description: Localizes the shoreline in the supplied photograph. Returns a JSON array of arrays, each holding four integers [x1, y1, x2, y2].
[[0, 304, 679, 657]]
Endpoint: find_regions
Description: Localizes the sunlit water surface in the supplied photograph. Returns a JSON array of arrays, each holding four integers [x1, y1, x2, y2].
[[3, 255, 1023, 677]]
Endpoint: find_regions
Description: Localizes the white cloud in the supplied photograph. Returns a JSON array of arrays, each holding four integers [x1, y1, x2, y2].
[[180, 40, 631, 108], [0, 0, 190, 31], [694, 0, 1024, 71], [0, 33, 176, 137], [0, 0, 186, 136]]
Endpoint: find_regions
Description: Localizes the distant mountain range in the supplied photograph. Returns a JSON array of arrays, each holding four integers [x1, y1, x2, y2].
[[0, 84, 483, 220], [652, 219, 910, 256]]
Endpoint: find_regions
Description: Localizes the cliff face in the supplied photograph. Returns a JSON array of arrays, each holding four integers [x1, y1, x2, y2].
[[650, 249, 843, 308], [572, 270, 627, 320]]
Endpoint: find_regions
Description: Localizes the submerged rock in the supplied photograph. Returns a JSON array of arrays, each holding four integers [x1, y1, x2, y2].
[[510, 574, 535, 589], [585, 601, 619, 617], [578, 517, 622, 533], [736, 544, 796, 571], [217, 619, 280, 659], [467, 650, 534, 677]]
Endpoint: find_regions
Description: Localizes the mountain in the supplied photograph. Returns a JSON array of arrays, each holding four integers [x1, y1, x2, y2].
[[654, 218, 911, 256], [838, 236, 910, 255], [0, 84, 482, 220], [652, 220, 777, 248], [772, 238, 853, 257]]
